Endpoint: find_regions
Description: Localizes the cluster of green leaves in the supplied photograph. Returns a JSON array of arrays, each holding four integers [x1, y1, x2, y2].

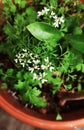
[[0, 0, 84, 114], [0, 68, 47, 108], [0, 0, 37, 58]]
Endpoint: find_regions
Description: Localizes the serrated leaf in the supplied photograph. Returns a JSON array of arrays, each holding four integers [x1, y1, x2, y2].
[[27, 22, 63, 42], [6, 69, 14, 76], [10, 4, 16, 13], [14, 80, 25, 90], [29, 95, 47, 108], [23, 87, 47, 108], [68, 34, 84, 53]]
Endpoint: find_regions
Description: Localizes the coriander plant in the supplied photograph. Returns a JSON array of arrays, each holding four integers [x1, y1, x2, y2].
[[0, 0, 84, 120]]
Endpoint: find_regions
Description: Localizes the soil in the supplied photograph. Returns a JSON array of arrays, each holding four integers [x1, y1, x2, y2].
[[0, 54, 84, 116]]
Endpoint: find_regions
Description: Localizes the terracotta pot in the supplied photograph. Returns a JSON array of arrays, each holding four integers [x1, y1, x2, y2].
[[80, 0, 84, 2], [0, 0, 84, 130], [0, 86, 84, 130]]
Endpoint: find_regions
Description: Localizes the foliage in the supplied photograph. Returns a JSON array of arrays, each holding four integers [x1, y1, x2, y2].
[[0, 0, 84, 120]]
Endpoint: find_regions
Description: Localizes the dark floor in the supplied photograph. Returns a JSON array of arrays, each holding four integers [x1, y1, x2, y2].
[[0, 108, 84, 130]]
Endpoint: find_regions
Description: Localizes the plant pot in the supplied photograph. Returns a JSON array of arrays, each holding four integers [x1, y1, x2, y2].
[[0, 0, 84, 130], [0, 84, 84, 130]]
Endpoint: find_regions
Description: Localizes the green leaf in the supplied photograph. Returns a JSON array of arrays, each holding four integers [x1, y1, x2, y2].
[[23, 87, 47, 108], [76, 63, 84, 72], [50, 0, 58, 7], [77, 83, 82, 92], [19, 1, 27, 8], [10, 4, 16, 13], [30, 96, 47, 108], [56, 113, 62, 120], [27, 22, 63, 42], [6, 69, 14, 77], [26, 7, 37, 23], [16, 71, 23, 79], [68, 34, 84, 53], [0, 69, 3, 75], [14, 80, 25, 90], [73, 27, 82, 35]]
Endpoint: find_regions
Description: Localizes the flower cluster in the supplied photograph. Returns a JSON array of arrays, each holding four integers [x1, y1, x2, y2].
[[14, 49, 54, 83], [37, 7, 65, 28]]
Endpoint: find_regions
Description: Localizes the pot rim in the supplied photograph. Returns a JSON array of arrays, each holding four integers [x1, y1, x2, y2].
[[0, 92, 84, 130]]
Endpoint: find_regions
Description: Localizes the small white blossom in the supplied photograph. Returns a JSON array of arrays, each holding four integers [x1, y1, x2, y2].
[[43, 7, 49, 14], [33, 73, 38, 80], [37, 7, 49, 17], [44, 57, 49, 63], [53, 15, 58, 20], [37, 11, 44, 17], [20, 62, 25, 68], [53, 21, 59, 28], [51, 11, 55, 16], [49, 66, 54, 71], [29, 67, 34, 73], [33, 59, 40, 64], [29, 53, 33, 57], [16, 53, 21, 59], [53, 15, 65, 28], [59, 16, 65, 24], [42, 79, 47, 84], [14, 59, 18, 63], [41, 65, 47, 70], [43, 72, 46, 77], [22, 49, 27, 52], [27, 60, 31, 63], [19, 58, 23, 63], [34, 65, 39, 70]]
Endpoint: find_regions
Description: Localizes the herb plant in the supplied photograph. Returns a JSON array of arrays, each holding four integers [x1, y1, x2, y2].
[[0, 0, 84, 120]]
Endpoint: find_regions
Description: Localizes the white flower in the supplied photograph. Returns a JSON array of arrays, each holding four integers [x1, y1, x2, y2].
[[29, 53, 33, 57], [44, 57, 49, 63], [53, 15, 58, 20], [51, 11, 55, 16], [14, 58, 18, 63], [37, 11, 44, 17], [37, 7, 49, 17], [20, 62, 25, 68], [53, 21, 59, 28], [42, 79, 47, 84], [43, 7, 49, 14], [19, 58, 23, 63], [41, 65, 47, 70], [21, 53, 26, 58], [59, 16, 65, 24], [33, 73, 38, 80], [16, 53, 21, 59], [33, 59, 40, 64], [27, 60, 31, 63], [22, 49, 27, 52], [43, 72, 46, 77], [29, 67, 34, 73], [49, 66, 54, 71], [34, 65, 39, 70]]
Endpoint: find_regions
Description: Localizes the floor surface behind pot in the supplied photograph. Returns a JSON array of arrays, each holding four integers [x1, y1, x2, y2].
[[0, 108, 84, 130]]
